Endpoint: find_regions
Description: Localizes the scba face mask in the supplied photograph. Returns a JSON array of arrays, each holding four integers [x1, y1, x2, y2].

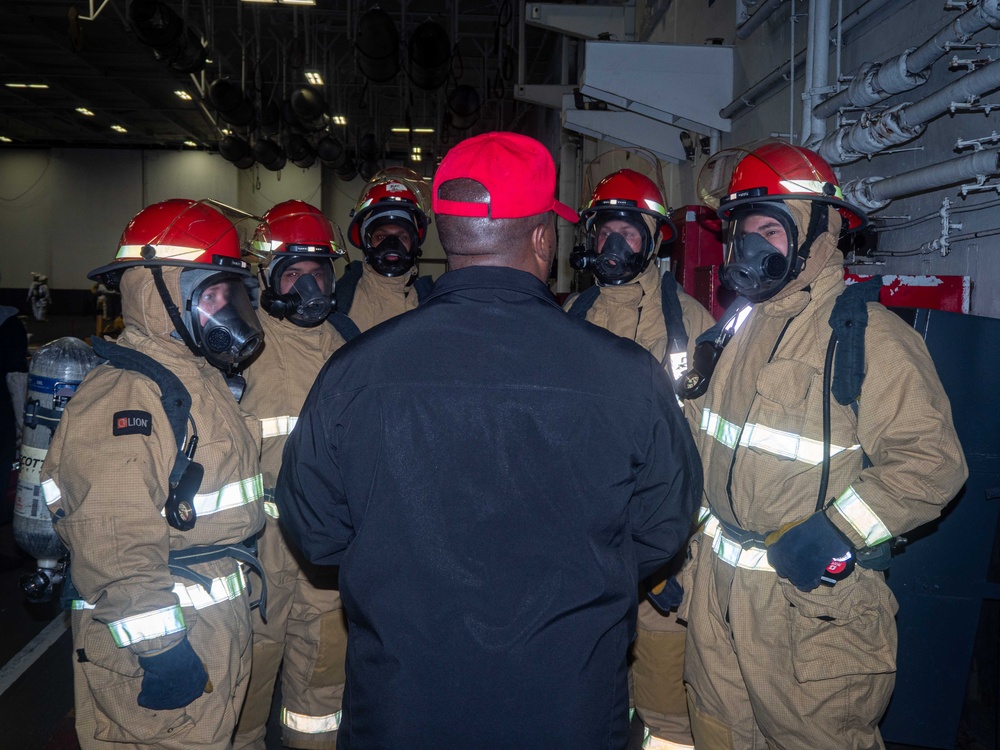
[[263, 257, 335, 326], [721, 205, 799, 302], [364, 233, 419, 277], [570, 215, 653, 286], [182, 270, 264, 370]]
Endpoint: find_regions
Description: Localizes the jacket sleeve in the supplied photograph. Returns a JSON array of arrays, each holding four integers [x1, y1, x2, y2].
[[274, 373, 353, 566], [825, 306, 968, 548], [40, 368, 186, 656], [630, 356, 703, 580]]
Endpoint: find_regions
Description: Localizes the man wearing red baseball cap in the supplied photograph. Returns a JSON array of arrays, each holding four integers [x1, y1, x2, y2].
[[276, 131, 702, 748]]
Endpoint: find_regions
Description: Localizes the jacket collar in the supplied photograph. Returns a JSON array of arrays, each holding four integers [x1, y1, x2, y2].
[[423, 266, 561, 309]]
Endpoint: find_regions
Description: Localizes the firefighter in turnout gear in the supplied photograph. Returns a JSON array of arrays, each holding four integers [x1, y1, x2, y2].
[[341, 168, 434, 333], [233, 200, 351, 750], [566, 168, 715, 750], [683, 140, 968, 749], [40, 199, 267, 750]]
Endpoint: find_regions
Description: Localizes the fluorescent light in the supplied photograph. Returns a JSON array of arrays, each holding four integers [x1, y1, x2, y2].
[[240, 0, 277, 4], [332, 115, 347, 126], [111, 124, 128, 133], [76, 107, 95, 116], [29, 84, 49, 89], [282, 0, 316, 5], [221, 128, 232, 135], [184, 140, 198, 147], [6, 83, 50, 89], [305, 70, 323, 85], [391, 127, 410, 133], [412, 147, 422, 154], [413, 128, 434, 134], [412, 153, 422, 162], [175, 90, 192, 101], [0, 136, 12, 143]]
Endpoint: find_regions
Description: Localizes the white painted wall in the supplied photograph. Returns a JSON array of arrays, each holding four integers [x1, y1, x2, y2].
[[0, 148, 447, 293]]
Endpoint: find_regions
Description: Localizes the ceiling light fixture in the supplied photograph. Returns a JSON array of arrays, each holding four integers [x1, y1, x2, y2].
[[184, 140, 198, 147], [175, 90, 193, 101], [414, 128, 435, 134], [305, 70, 323, 86], [76, 107, 95, 116], [332, 115, 347, 126], [221, 128, 232, 135], [6, 83, 49, 89], [0, 136, 12, 143], [111, 124, 128, 133], [281, 0, 317, 5]]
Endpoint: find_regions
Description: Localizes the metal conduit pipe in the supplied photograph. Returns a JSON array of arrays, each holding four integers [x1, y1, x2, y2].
[[807, 0, 832, 144], [842, 149, 1000, 210], [818, 57, 1000, 163], [721, 0, 895, 119], [813, 0, 1000, 119], [736, 0, 787, 40]]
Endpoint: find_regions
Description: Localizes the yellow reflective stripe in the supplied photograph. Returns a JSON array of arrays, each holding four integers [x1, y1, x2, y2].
[[264, 501, 280, 519], [281, 707, 342, 734], [74, 569, 248, 621], [261, 415, 298, 439], [703, 514, 774, 572], [701, 410, 861, 465], [832, 486, 892, 546], [108, 605, 186, 647], [701, 409, 741, 449], [190, 474, 263, 517], [117, 244, 205, 262], [41, 478, 61, 506]]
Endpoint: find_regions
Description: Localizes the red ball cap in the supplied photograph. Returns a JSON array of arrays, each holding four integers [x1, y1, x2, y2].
[[433, 132, 579, 223]]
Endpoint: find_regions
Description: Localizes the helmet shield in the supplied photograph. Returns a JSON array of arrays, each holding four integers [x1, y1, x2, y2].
[[182, 270, 264, 369], [721, 203, 799, 302], [266, 256, 335, 326]]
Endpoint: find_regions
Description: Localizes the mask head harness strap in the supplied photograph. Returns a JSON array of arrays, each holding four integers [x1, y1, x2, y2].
[[148, 255, 201, 359]]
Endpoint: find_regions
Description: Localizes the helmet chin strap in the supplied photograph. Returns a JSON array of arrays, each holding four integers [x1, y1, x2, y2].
[[150, 265, 201, 358], [791, 203, 829, 278]]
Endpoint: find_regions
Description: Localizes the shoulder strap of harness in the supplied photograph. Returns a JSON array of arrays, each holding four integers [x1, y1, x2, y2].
[[89, 336, 192, 487], [566, 285, 601, 319], [334, 260, 364, 317], [327, 310, 362, 342], [412, 274, 434, 302], [659, 272, 689, 360], [828, 275, 883, 406]]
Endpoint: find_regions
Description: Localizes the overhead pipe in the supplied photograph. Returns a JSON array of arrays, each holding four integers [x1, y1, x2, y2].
[[813, 0, 1000, 119], [842, 148, 1000, 210], [818, 57, 1000, 163], [802, 0, 832, 146], [736, 0, 788, 40], [800, 0, 817, 144], [721, 0, 895, 120]]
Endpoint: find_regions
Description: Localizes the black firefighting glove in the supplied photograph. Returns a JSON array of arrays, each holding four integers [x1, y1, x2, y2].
[[646, 576, 684, 614], [137, 636, 210, 710], [765, 512, 851, 592]]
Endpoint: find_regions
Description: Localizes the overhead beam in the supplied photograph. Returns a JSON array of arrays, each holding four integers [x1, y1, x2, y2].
[[561, 94, 689, 164]]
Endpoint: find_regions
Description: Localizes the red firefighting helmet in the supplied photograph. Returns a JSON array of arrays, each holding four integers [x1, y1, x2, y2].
[[580, 169, 677, 246], [259, 199, 345, 273], [89, 199, 264, 285], [347, 168, 431, 249], [698, 139, 867, 230]]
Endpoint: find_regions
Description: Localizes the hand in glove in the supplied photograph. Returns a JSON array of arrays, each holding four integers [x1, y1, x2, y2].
[[137, 636, 209, 710], [765, 512, 851, 592], [647, 576, 684, 615]]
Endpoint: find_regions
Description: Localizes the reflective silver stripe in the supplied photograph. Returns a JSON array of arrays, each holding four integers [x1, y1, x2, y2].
[[75, 568, 247, 620], [703, 514, 775, 572], [832, 486, 892, 546], [264, 501, 280, 519], [108, 605, 186, 647], [41, 478, 61, 506], [190, 474, 263, 518], [644, 735, 695, 750], [117, 244, 204, 262], [261, 415, 298, 439], [697, 506, 712, 525], [281, 707, 342, 734], [701, 410, 861, 466]]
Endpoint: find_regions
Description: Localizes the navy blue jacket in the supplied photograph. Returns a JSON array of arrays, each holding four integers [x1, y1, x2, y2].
[[276, 265, 701, 749]]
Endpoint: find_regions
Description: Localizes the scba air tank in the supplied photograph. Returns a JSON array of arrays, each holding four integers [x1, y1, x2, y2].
[[14, 337, 100, 577]]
